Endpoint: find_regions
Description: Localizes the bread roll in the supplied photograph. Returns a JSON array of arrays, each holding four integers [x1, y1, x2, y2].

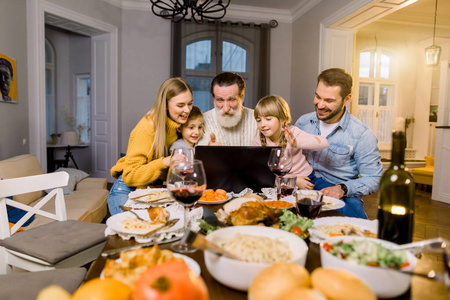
[[280, 287, 327, 300], [248, 263, 311, 300], [311, 268, 376, 300]]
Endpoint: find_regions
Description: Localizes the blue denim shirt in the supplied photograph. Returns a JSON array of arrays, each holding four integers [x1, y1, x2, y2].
[[295, 109, 383, 198]]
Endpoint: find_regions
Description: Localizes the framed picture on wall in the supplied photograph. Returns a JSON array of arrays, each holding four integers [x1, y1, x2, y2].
[[0, 53, 17, 104]]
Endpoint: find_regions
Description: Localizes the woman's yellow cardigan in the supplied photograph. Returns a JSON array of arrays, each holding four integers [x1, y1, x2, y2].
[[111, 115, 180, 187]]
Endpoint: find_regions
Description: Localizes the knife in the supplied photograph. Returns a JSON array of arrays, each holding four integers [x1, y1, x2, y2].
[[202, 207, 225, 227], [182, 228, 240, 260], [100, 234, 182, 258]]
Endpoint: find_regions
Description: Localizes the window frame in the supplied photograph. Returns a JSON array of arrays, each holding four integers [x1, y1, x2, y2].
[[74, 73, 91, 144], [355, 47, 398, 148], [45, 39, 56, 143]]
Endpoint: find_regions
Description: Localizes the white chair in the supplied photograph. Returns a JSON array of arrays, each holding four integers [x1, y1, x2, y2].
[[0, 172, 107, 274]]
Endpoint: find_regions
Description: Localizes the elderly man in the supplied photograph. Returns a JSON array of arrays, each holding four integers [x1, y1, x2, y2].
[[198, 72, 258, 146], [0, 58, 13, 102], [295, 68, 383, 219]]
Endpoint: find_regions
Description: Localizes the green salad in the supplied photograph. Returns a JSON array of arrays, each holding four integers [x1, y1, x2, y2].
[[279, 209, 313, 239], [323, 240, 409, 269]]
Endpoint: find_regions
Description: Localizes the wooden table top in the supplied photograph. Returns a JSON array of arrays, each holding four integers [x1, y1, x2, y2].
[[85, 206, 449, 300]]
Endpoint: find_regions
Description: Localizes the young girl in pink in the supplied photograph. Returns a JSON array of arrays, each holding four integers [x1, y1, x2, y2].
[[253, 95, 329, 189]]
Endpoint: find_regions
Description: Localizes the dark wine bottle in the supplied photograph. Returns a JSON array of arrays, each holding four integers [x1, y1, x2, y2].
[[377, 118, 415, 244]]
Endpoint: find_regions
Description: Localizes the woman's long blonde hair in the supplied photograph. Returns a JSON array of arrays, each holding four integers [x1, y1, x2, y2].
[[254, 95, 291, 148], [146, 77, 192, 159]]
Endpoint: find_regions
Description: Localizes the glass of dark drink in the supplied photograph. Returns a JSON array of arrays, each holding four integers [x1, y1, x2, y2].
[[268, 148, 293, 187], [167, 160, 206, 253], [296, 190, 324, 219], [276, 176, 297, 200]]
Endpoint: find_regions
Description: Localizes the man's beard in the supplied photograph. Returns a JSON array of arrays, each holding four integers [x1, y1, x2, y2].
[[315, 104, 345, 123], [214, 102, 244, 128]]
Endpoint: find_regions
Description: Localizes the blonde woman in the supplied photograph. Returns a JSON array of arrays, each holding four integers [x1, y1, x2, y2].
[[253, 95, 328, 189], [108, 77, 193, 215]]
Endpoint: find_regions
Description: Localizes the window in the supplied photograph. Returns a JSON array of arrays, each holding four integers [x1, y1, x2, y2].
[[45, 39, 56, 143], [357, 49, 397, 146], [172, 21, 271, 112], [183, 33, 250, 113], [75, 74, 91, 144]]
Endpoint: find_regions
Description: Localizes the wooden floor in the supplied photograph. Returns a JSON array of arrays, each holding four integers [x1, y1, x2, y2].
[[364, 187, 450, 242], [364, 186, 450, 299]]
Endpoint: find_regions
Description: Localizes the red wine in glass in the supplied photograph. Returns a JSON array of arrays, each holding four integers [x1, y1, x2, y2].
[[270, 167, 290, 177], [296, 198, 323, 219], [280, 185, 295, 197], [175, 169, 194, 178], [170, 187, 203, 206]]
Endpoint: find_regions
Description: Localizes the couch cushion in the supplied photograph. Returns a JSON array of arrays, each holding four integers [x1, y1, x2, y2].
[[0, 155, 44, 205], [47, 167, 89, 195], [0, 220, 107, 264], [26, 188, 109, 229], [411, 166, 434, 176], [0, 268, 86, 300]]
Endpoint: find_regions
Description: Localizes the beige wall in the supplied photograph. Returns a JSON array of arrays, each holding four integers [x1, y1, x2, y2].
[[0, 1, 29, 159], [289, 0, 353, 122]]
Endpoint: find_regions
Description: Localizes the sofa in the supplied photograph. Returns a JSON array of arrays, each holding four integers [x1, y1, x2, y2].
[[0, 154, 109, 229], [411, 156, 434, 188]]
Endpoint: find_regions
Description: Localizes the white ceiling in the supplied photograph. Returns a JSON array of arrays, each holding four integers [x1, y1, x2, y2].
[[48, 0, 450, 38], [231, 0, 450, 29]]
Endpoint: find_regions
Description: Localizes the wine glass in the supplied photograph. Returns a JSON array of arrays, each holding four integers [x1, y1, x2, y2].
[[167, 159, 206, 253], [170, 148, 195, 183], [171, 148, 194, 164], [268, 148, 293, 198]]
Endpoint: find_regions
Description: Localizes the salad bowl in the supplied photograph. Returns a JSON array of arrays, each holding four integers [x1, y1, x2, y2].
[[320, 236, 417, 298]]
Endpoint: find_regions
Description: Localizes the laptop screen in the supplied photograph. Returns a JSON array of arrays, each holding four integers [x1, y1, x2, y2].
[[194, 146, 279, 193]]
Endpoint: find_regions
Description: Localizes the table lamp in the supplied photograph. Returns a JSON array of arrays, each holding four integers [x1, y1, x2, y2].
[[60, 131, 79, 146]]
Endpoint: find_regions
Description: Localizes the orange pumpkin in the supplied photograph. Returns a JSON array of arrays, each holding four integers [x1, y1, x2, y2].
[[133, 261, 209, 300], [71, 278, 132, 300]]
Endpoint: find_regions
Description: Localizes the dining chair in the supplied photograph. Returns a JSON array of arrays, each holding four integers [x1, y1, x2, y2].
[[0, 171, 107, 274], [0, 267, 86, 300]]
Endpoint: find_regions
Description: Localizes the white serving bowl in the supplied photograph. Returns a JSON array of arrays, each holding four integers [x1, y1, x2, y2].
[[320, 236, 417, 299], [204, 225, 308, 291]]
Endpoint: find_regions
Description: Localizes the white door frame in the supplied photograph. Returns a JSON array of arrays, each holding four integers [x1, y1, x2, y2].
[[26, 0, 118, 179], [432, 60, 450, 203]]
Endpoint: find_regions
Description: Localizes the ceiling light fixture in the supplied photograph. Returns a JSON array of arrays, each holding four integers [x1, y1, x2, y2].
[[425, 0, 441, 66], [150, 0, 231, 24]]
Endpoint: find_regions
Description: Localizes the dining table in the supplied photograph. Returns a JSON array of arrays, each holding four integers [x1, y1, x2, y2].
[[85, 202, 449, 300]]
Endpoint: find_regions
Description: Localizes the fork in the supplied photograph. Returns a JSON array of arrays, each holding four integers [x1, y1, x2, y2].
[[119, 205, 146, 222]]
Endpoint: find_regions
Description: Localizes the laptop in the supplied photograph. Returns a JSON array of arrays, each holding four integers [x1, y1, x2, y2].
[[194, 146, 279, 193]]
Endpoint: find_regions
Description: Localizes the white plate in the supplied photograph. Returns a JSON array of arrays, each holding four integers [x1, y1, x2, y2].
[[309, 216, 378, 244], [128, 188, 174, 204], [322, 196, 345, 211], [106, 210, 183, 236], [100, 253, 201, 279], [198, 193, 233, 205]]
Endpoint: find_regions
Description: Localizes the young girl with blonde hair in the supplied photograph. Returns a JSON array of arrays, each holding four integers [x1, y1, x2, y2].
[[253, 95, 328, 189], [108, 77, 193, 215]]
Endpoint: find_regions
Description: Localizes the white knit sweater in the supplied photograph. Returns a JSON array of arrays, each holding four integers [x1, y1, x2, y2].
[[198, 107, 258, 146]]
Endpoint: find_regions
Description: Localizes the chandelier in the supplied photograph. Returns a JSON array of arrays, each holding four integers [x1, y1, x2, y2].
[[150, 0, 231, 23], [425, 0, 441, 66]]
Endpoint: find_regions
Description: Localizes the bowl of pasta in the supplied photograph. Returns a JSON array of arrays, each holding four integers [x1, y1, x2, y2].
[[204, 225, 308, 291]]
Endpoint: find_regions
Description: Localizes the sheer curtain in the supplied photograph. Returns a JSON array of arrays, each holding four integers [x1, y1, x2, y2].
[[171, 19, 271, 110]]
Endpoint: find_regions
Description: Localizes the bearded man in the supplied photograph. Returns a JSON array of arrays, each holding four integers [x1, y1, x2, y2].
[[295, 68, 382, 219], [198, 72, 258, 146]]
